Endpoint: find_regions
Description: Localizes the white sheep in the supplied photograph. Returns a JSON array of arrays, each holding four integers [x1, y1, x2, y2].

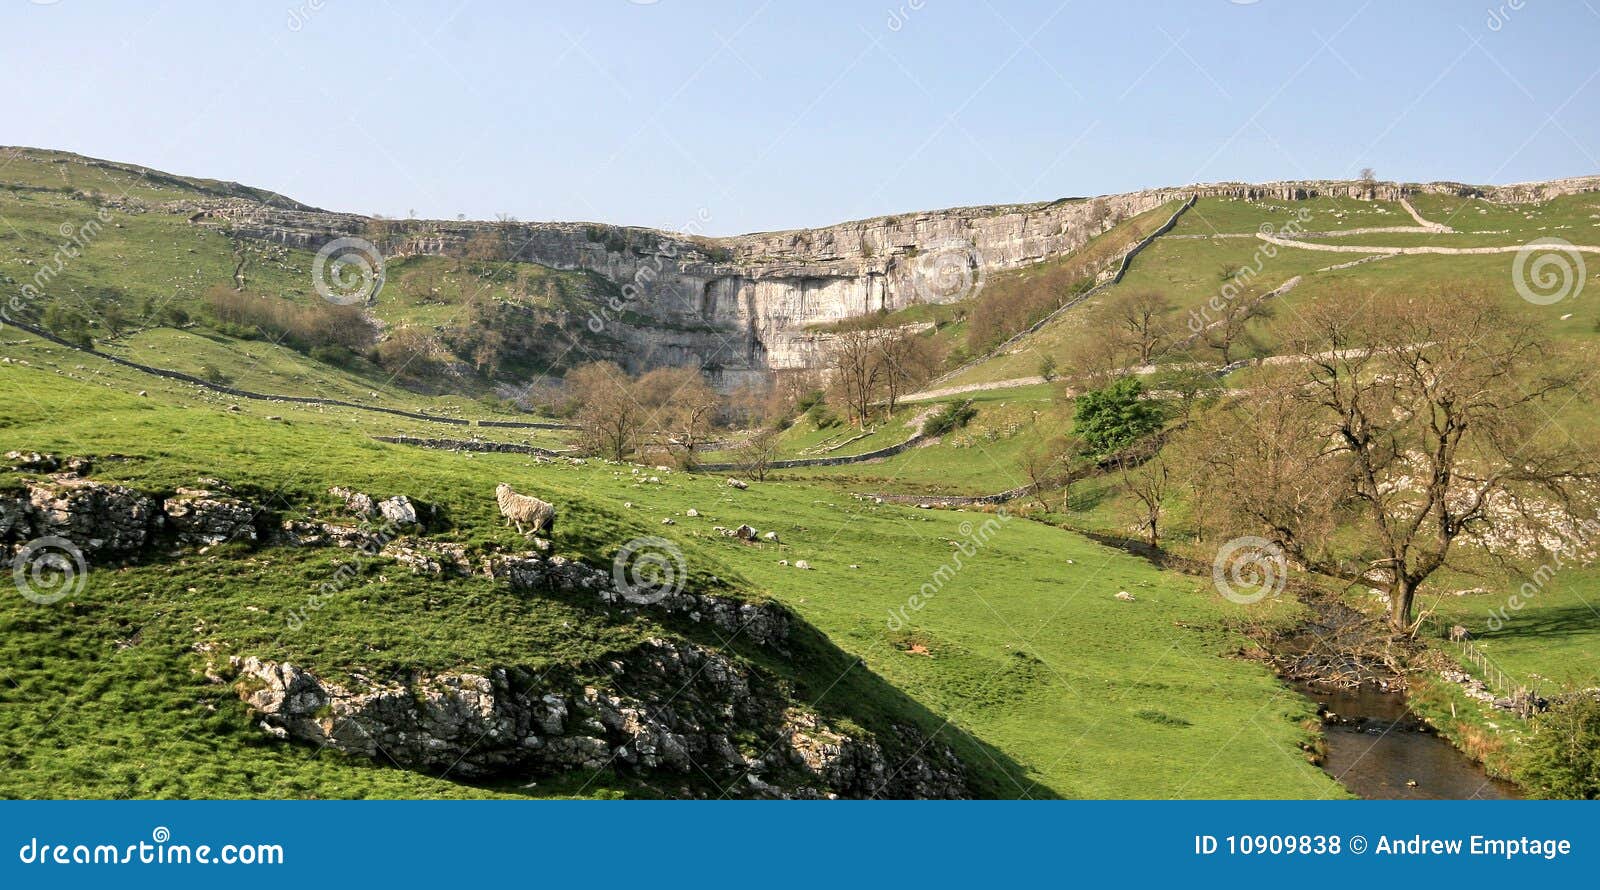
[[496, 483, 556, 537]]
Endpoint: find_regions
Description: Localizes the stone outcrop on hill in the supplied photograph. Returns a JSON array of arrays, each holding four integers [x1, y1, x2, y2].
[[6, 457, 931, 796], [225, 638, 969, 798]]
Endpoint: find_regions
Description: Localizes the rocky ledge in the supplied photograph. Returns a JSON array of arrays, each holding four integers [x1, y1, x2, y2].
[[223, 638, 969, 799]]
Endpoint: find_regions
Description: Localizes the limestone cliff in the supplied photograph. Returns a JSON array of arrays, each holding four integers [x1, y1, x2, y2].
[[185, 175, 1599, 383]]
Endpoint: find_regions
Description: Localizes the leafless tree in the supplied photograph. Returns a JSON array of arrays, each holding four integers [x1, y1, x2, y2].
[[1110, 290, 1173, 365], [1019, 433, 1081, 511], [831, 329, 882, 428], [1188, 289, 1597, 631], [734, 428, 782, 481], [874, 330, 940, 415], [1203, 291, 1274, 366], [568, 361, 645, 461], [636, 366, 720, 467], [1119, 450, 1171, 548]]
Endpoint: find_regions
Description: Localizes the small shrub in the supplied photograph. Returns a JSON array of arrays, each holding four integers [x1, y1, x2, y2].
[[199, 363, 233, 386], [310, 344, 360, 369], [806, 402, 842, 430], [1522, 696, 1600, 799], [923, 399, 977, 438]]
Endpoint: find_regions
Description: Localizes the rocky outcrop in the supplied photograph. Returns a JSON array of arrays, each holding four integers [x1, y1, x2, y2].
[[6, 475, 160, 557], [226, 639, 969, 798], [163, 487, 258, 546], [485, 550, 791, 647]]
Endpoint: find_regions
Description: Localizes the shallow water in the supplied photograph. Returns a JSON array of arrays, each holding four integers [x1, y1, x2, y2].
[[1297, 683, 1520, 800]]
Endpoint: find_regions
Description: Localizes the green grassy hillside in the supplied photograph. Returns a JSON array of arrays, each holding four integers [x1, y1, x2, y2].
[[1, 332, 1341, 799]]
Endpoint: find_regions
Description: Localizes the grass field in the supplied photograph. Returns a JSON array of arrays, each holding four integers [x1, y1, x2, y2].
[[0, 347, 1343, 799]]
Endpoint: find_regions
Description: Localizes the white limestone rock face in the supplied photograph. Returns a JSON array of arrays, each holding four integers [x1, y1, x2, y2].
[[191, 176, 1599, 381]]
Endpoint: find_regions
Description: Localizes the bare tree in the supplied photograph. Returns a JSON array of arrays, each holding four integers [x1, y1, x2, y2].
[[734, 428, 782, 481], [1119, 450, 1171, 548], [1203, 291, 1274, 366], [1170, 375, 1342, 565], [874, 330, 939, 415], [1109, 290, 1173, 365], [636, 366, 720, 467], [1060, 333, 1127, 388], [1018, 433, 1081, 511], [1192, 290, 1597, 631], [830, 329, 882, 428], [568, 361, 645, 462]]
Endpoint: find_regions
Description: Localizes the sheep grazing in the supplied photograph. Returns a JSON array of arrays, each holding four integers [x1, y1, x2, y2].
[[495, 483, 555, 537]]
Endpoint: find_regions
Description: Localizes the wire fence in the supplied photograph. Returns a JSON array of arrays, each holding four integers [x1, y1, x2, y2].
[[1418, 614, 1530, 699]]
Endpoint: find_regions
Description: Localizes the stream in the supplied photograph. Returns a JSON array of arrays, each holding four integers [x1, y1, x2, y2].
[[1295, 682, 1520, 800]]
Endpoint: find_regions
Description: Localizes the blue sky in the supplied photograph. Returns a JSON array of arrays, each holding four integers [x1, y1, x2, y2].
[[5, 0, 1597, 234]]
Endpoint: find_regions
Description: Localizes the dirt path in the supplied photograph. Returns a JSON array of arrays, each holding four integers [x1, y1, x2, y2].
[[1257, 232, 1600, 255]]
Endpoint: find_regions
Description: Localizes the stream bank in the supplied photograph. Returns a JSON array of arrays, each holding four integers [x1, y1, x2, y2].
[[1295, 681, 1520, 799], [1266, 590, 1522, 799]]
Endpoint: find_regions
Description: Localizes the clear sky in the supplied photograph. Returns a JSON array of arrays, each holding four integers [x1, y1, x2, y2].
[[5, 0, 1597, 235]]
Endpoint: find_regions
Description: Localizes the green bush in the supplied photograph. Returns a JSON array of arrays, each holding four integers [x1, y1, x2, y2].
[[923, 399, 978, 438], [198, 363, 233, 386], [1523, 696, 1600, 799], [43, 302, 94, 349], [806, 402, 842, 430], [310, 344, 360, 369], [1073, 376, 1164, 455], [795, 389, 827, 413]]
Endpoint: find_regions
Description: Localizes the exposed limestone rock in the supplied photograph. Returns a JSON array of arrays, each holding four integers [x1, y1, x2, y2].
[[381, 539, 470, 576], [18, 476, 160, 557], [484, 550, 791, 647], [328, 486, 376, 518], [376, 495, 418, 527], [5, 451, 60, 473], [227, 638, 968, 798], [163, 487, 258, 546]]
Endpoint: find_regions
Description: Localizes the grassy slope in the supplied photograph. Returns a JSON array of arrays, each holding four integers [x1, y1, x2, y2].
[[936, 191, 1600, 390], [816, 191, 1600, 717], [0, 338, 1340, 799], [0, 149, 609, 419]]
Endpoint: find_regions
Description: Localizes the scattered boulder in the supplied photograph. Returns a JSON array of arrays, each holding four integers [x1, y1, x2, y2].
[[329, 486, 376, 518], [377, 495, 418, 527], [382, 539, 470, 576]]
